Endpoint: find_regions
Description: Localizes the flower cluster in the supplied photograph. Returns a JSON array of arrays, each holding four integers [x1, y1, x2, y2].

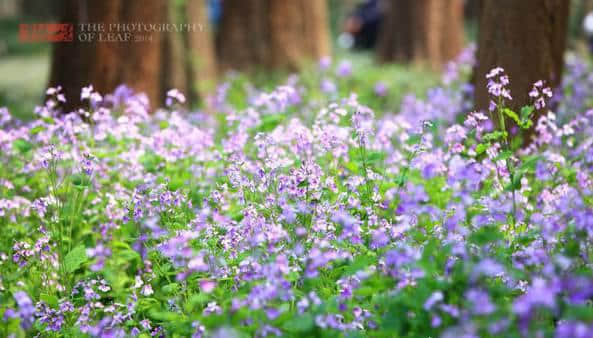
[[1, 50, 593, 337]]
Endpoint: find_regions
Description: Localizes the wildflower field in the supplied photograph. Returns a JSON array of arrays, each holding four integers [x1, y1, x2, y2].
[[2, 50, 593, 337]]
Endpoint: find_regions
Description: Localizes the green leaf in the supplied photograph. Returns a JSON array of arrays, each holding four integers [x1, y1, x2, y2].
[[503, 108, 521, 125], [30, 126, 45, 135], [518, 155, 540, 172], [40, 293, 58, 307], [162, 283, 179, 295], [149, 310, 184, 322], [257, 114, 285, 132], [71, 173, 91, 188], [297, 179, 309, 188], [520, 119, 533, 129], [341, 254, 375, 277], [482, 131, 506, 142], [475, 143, 489, 155], [517, 106, 535, 129], [64, 245, 88, 273], [139, 152, 162, 173], [520, 105, 535, 120], [13, 139, 33, 154], [493, 150, 513, 162], [283, 313, 314, 332], [406, 134, 422, 146]]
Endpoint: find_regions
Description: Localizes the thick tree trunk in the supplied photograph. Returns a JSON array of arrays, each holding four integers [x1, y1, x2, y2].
[[217, 0, 331, 72], [119, 0, 166, 106], [441, 0, 464, 63], [474, 0, 569, 123], [49, 0, 166, 112], [377, 0, 464, 69]]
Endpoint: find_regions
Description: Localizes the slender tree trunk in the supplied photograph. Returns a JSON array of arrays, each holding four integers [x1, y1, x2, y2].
[[185, 0, 217, 101], [162, 0, 189, 97], [377, 0, 464, 69], [473, 0, 570, 126], [49, 0, 166, 112], [217, 0, 331, 72], [161, 0, 218, 106]]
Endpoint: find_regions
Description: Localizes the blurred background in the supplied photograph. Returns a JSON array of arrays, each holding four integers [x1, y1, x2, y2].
[[0, 0, 591, 119]]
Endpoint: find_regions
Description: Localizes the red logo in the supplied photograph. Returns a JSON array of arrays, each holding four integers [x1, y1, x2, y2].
[[19, 23, 74, 42]]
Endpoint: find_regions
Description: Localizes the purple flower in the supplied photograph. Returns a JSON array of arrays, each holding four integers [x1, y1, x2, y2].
[[466, 289, 496, 315], [319, 56, 331, 70], [13, 291, 35, 329], [374, 82, 388, 97], [336, 60, 352, 78], [199, 279, 217, 293], [513, 277, 558, 317], [0, 107, 11, 127], [424, 291, 443, 310], [321, 79, 337, 93]]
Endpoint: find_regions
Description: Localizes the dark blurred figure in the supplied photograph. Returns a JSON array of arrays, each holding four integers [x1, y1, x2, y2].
[[344, 0, 382, 49]]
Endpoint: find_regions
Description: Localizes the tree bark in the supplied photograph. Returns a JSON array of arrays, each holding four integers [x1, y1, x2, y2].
[[473, 0, 570, 122], [48, 0, 166, 112], [377, 0, 464, 69], [217, 0, 331, 73]]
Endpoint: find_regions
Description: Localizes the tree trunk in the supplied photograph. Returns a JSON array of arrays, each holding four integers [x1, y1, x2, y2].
[[185, 0, 217, 102], [473, 0, 570, 126], [377, 0, 464, 69], [441, 0, 464, 63], [162, 0, 189, 98], [464, 0, 481, 23], [217, 0, 331, 73], [118, 0, 166, 107], [160, 0, 218, 107], [48, 0, 166, 112]]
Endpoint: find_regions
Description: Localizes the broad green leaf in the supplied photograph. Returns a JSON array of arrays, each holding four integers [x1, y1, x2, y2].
[[64, 245, 88, 273]]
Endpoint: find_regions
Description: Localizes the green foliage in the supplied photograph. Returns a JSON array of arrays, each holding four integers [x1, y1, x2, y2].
[[63, 245, 88, 273]]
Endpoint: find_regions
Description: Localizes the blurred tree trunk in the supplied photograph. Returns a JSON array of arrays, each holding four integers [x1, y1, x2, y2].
[[118, 1, 166, 107], [442, 0, 464, 63], [464, 0, 481, 22], [185, 0, 217, 102], [377, 0, 464, 69], [49, 0, 166, 112], [473, 0, 570, 129], [217, 0, 331, 72], [162, 1, 189, 97], [162, 0, 217, 106]]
